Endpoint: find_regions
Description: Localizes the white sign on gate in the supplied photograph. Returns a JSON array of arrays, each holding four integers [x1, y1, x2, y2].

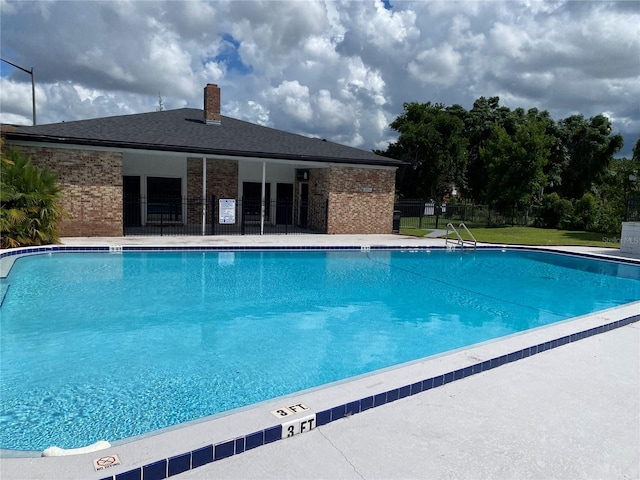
[[219, 199, 236, 224]]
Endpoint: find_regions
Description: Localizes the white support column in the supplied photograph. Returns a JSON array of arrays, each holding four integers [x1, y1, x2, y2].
[[260, 161, 266, 235], [202, 157, 207, 236]]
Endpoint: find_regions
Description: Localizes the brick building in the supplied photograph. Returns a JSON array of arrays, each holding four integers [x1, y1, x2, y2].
[[2, 84, 403, 237]]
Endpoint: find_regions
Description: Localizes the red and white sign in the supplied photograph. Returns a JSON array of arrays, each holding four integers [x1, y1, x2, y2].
[[93, 454, 121, 471]]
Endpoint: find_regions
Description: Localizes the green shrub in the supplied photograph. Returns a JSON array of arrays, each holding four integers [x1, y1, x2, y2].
[[571, 193, 598, 230], [592, 201, 622, 234], [1, 148, 65, 248], [537, 193, 574, 229], [562, 193, 622, 234]]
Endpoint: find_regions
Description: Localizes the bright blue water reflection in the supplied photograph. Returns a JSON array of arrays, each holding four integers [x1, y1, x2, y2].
[[1, 249, 638, 450]]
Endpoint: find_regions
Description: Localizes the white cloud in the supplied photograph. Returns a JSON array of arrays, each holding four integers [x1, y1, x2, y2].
[[202, 61, 226, 84], [168, 0, 219, 39], [408, 44, 462, 85], [0, 0, 638, 157], [302, 36, 340, 64], [0, 78, 35, 124], [488, 22, 531, 60], [356, 0, 419, 48], [425, 0, 481, 18], [450, 14, 485, 50], [143, 25, 196, 97], [267, 80, 313, 123], [341, 57, 386, 105], [225, 99, 270, 126], [315, 89, 349, 130]]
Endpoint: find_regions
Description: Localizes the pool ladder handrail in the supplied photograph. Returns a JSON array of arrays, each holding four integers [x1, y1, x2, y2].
[[445, 222, 477, 250]]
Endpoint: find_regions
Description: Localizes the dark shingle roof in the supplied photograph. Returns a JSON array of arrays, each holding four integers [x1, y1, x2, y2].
[[4, 108, 402, 167]]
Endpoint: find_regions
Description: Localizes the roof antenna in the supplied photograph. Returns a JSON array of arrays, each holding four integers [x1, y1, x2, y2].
[[156, 92, 164, 112]]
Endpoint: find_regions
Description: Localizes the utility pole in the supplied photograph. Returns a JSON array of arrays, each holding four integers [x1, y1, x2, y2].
[[1, 58, 36, 125]]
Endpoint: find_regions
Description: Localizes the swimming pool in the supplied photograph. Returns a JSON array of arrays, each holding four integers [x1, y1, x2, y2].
[[1, 247, 639, 452]]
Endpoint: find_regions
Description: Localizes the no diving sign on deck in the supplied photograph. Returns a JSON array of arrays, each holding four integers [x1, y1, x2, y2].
[[93, 454, 121, 472]]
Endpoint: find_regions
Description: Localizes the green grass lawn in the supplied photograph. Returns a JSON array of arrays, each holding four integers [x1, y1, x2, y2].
[[400, 226, 620, 248]]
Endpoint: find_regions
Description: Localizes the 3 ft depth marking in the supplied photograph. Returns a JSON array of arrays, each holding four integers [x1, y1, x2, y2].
[[270, 403, 309, 418], [282, 414, 316, 439]]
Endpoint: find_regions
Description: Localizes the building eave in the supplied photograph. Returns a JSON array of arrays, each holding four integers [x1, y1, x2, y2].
[[3, 132, 405, 168]]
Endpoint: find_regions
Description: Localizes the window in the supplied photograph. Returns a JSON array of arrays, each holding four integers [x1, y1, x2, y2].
[[243, 182, 270, 220], [147, 177, 182, 223]]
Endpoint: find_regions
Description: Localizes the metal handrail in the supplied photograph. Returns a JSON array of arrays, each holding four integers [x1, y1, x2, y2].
[[445, 223, 461, 249], [458, 222, 477, 249], [445, 222, 477, 250]]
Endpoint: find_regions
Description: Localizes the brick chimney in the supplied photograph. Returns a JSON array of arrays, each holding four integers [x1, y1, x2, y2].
[[204, 83, 221, 125]]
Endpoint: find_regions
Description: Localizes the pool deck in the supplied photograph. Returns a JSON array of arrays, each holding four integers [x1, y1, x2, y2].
[[0, 235, 639, 480]]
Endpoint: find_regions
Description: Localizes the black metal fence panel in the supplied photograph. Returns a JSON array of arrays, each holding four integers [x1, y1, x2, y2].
[[394, 200, 538, 230], [626, 196, 640, 222], [124, 196, 327, 236]]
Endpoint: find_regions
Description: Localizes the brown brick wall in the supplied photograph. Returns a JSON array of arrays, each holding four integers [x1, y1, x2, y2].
[[11, 145, 123, 237], [3, 144, 396, 236], [204, 84, 221, 124], [308, 168, 329, 231], [326, 167, 396, 234], [187, 158, 238, 223]]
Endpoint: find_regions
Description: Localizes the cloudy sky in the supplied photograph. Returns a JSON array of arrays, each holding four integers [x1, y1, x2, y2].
[[1, 0, 638, 157]]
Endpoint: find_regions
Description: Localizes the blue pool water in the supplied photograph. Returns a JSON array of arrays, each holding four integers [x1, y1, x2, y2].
[[1, 249, 638, 451]]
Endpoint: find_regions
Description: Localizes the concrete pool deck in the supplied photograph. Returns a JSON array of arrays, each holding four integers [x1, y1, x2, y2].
[[0, 234, 638, 480]]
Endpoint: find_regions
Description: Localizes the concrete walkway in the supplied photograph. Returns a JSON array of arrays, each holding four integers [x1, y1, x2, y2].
[[173, 322, 640, 480]]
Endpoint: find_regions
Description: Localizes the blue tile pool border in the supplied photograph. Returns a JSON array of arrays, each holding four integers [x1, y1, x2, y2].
[[3, 243, 640, 260], [0, 244, 446, 277], [2, 243, 640, 280], [95, 313, 639, 480]]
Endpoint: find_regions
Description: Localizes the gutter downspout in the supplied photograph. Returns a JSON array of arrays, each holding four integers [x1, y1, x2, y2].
[[202, 157, 207, 236], [260, 161, 266, 235]]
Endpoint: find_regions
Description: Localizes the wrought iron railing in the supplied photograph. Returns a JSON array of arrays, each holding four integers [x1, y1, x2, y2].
[[123, 196, 327, 236]]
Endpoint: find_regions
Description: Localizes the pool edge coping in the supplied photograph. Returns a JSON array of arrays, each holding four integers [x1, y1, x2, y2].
[[2, 243, 639, 281]]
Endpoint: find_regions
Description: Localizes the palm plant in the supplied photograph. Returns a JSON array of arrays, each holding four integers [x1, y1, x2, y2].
[[1, 146, 66, 248]]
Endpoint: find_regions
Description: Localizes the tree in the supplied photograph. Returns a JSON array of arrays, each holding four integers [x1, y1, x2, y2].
[[388, 102, 468, 200], [481, 111, 554, 211], [630, 136, 640, 188], [594, 135, 640, 230], [557, 114, 623, 199], [464, 96, 512, 202], [512, 108, 566, 196], [1, 147, 66, 248]]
